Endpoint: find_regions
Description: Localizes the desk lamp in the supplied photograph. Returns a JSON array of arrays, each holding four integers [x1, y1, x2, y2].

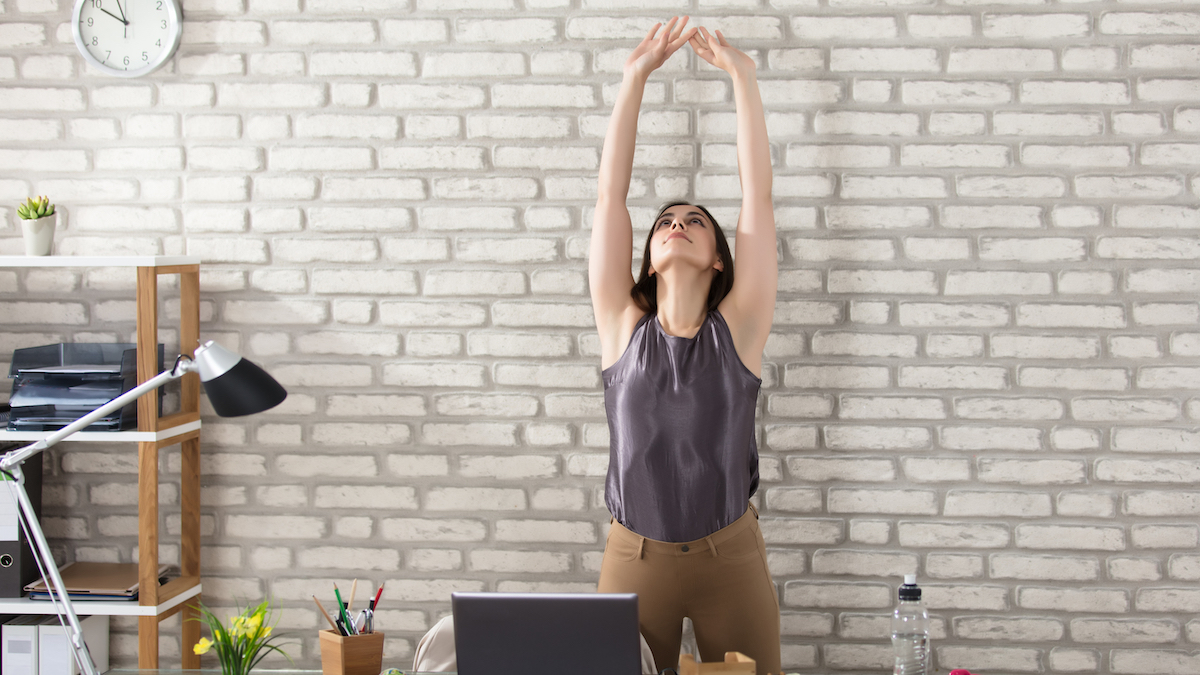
[[0, 341, 287, 675]]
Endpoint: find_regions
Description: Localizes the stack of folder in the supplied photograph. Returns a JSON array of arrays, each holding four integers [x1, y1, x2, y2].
[[24, 562, 172, 602]]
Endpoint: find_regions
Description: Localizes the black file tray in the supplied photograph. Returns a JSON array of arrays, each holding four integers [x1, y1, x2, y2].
[[7, 343, 164, 432]]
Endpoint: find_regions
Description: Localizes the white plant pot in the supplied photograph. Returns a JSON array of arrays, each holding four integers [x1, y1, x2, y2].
[[20, 212, 56, 256]]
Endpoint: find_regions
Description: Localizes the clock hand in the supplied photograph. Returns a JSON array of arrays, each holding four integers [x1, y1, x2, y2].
[[98, 7, 129, 25], [114, 0, 129, 37]]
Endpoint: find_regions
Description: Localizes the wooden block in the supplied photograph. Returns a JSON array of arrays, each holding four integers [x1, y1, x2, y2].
[[679, 652, 756, 675]]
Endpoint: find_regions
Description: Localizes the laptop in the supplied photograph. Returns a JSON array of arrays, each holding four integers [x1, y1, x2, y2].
[[452, 592, 641, 675]]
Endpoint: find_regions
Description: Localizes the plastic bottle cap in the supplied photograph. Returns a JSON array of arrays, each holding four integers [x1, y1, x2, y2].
[[903, 574, 917, 585]]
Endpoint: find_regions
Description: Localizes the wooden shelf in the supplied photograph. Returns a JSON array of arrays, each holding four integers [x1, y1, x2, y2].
[[0, 256, 200, 268], [0, 580, 201, 617], [0, 421, 201, 444], [1, 258, 203, 668]]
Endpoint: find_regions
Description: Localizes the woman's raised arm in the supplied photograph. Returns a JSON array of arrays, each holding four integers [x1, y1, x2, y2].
[[590, 18, 695, 364], [691, 28, 777, 363]]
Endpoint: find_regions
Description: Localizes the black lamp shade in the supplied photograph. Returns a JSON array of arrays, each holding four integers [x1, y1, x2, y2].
[[201, 357, 287, 417]]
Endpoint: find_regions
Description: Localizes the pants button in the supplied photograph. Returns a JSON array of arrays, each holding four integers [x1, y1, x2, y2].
[[681, 544, 689, 552]]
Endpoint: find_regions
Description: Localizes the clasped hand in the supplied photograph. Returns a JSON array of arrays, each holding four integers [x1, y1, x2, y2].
[[624, 16, 755, 81]]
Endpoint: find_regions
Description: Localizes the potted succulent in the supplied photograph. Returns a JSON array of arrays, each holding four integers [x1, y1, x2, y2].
[[16, 196, 56, 256]]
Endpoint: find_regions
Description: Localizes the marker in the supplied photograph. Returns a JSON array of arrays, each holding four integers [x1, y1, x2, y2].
[[370, 583, 384, 611]]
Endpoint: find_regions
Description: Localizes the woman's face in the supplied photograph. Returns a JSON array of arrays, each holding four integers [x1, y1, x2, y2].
[[648, 205, 723, 277]]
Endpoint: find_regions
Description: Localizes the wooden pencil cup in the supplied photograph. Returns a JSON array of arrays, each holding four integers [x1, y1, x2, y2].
[[679, 652, 756, 675], [319, 630, 385, 675]]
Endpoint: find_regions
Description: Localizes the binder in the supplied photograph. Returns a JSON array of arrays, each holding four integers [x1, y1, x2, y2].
[[2, 615, 47, 675], [0, 459, 43, 598], [38, 614, 109, 675]]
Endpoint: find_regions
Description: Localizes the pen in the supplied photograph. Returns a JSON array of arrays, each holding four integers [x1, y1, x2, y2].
[[370, 583, 384, 611], [313, 595, 338, 632], [334, 583, 354, 635]]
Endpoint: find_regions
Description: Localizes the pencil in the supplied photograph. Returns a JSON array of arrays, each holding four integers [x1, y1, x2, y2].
[[312, 595, 338, 631], [347, 578, 358, 613]]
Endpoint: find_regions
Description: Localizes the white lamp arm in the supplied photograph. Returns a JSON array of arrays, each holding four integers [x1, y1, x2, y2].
[[6, 469, 98, 675]]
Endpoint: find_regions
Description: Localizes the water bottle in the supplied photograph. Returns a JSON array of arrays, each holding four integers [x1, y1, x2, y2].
[[892, 574, 929, 675]]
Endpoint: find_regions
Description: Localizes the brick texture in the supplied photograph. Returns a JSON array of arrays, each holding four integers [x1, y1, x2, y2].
[[1, 0, 1200, 671]]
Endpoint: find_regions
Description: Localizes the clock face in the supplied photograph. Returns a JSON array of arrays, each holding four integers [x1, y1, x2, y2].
[[72, 0, 182, 78]]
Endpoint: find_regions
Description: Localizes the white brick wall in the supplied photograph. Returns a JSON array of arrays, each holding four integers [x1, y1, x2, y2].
[[2, 0, 1200, 670]]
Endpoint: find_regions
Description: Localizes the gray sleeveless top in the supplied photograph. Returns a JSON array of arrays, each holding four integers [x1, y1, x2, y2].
[[602, 310, 762, 542]]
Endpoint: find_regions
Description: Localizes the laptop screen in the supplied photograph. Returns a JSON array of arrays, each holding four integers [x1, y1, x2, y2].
[[452, 592, 641, 675]]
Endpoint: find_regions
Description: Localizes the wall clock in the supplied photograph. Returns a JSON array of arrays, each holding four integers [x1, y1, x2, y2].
[[71, 0, 183, 78]]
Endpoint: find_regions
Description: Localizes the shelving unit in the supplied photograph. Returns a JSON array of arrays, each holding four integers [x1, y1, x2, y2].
[[0, 255, 203, 669]]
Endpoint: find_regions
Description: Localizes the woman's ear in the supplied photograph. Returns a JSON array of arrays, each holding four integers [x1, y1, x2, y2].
[[713, 258, 724, 272], [648, 265, 656, 276]]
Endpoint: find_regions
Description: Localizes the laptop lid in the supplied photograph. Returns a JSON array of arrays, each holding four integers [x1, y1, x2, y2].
[[452, 592, 640, 675]]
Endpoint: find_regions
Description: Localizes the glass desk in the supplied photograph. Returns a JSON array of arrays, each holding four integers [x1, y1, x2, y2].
[[105, 671, 450, 675]]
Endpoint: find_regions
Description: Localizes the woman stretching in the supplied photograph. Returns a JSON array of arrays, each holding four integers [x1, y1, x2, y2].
[[590, 17, 781, 675]]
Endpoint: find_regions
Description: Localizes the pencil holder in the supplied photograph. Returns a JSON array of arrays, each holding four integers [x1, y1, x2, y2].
[[319, 629, 385, 675], [679, 652, 756, 675]]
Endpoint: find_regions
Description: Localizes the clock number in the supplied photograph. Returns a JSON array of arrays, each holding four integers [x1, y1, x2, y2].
[[90, 0, 101, 7], [161, 20, 167, 28], [123, 56, 130, 66], [142, 52, 149, 61], [86, 17, 93, 26], [91, 36, 99, 45], [156, 39, 162, 46], [157, 1, 163, 7]]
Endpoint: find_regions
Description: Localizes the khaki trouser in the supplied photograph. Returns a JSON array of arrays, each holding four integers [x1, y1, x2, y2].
[[598, 504, 782, 675]]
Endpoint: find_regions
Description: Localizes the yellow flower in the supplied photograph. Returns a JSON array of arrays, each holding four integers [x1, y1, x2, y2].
[[193, 637, 213, 655]]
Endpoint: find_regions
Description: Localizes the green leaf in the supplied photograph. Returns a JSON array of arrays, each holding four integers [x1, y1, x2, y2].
[[16, 196, 54, 220]]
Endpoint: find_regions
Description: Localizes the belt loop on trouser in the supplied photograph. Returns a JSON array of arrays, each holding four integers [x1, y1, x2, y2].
[[636, 536, 645, 560], [705, 535, 717, 557]]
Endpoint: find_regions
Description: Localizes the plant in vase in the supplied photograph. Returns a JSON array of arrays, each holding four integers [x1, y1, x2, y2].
[[193, 598, 292, 675], [16, 196, 57, 256]]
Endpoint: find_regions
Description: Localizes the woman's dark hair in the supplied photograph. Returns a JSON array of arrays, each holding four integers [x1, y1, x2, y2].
[[630, 201, 734, 315]]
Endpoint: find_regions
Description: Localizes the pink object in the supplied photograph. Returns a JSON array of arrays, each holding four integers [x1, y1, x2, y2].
[[949, 670, 974, 675]]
